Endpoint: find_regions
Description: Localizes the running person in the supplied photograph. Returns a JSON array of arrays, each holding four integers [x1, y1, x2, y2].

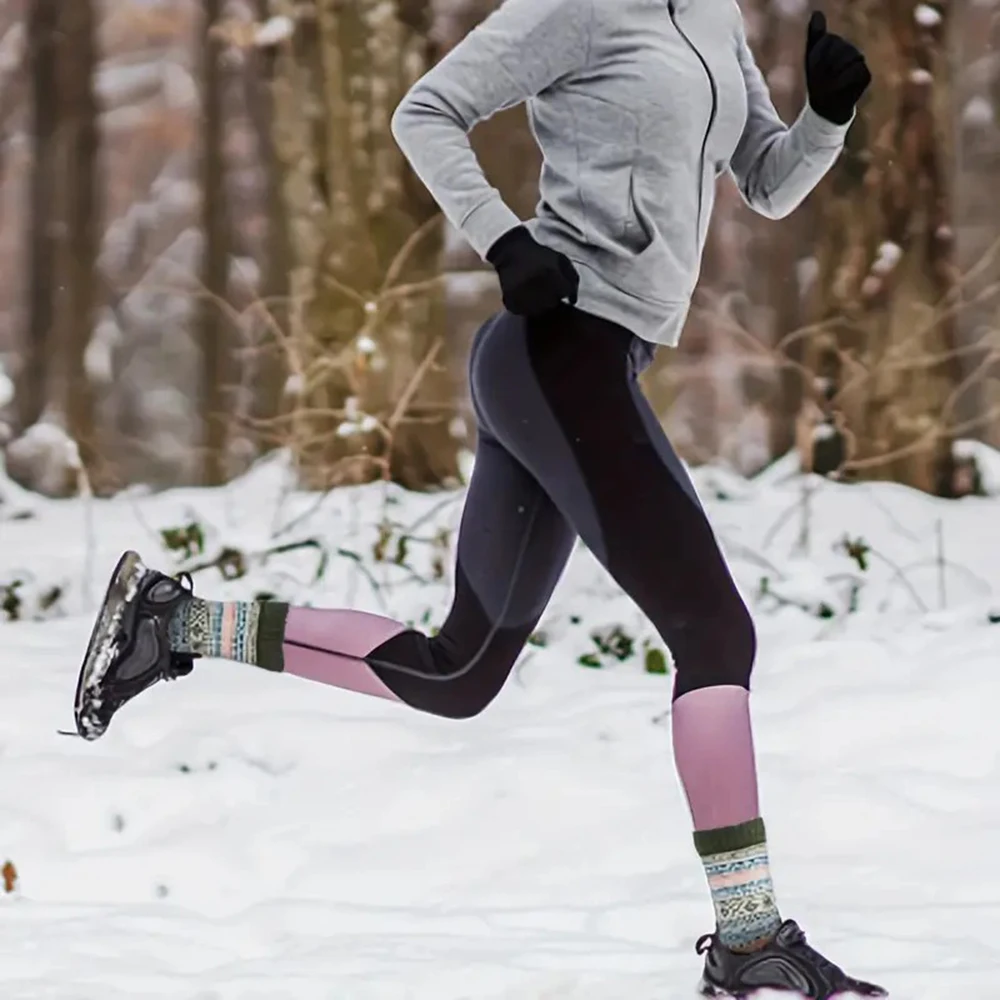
[[73, 3, 881, 997]]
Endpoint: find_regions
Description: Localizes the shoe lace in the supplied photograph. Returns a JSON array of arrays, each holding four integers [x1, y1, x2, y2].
[[781, 922, 845, 981]]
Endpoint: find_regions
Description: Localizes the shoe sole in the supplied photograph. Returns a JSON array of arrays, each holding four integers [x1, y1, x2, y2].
[[72, 550, 147, 741], [698, 979, 747, 999], [698, 976, 884, 999]]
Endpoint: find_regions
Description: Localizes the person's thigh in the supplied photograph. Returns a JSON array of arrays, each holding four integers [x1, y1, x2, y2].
[[471, 307, 756, 701]]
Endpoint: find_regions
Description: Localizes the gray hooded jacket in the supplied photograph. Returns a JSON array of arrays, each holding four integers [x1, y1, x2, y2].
[[390, 0, 853, 346]]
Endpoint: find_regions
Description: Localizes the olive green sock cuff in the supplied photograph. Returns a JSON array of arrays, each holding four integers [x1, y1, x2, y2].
[[694, 817, 767, 858], [256, 602, 290, 672]]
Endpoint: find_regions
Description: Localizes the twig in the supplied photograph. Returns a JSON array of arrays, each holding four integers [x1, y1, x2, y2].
[[271, 483, 339, 538], [513, 650, 536, 688], [855, 482, 921, 542], [267, 450, 299, 537], [718, 536, 787, 580], [796, 477, 813, 555], [126, 495, 167, 551], [397, 493, 464, 537], [386, 337, 444, 432], [762, 475, 824, 550], [935, 519, 946, 610], [897, 557, 992, 598], [865, 547, 929, 613], [325, 548, 387, 609], [378, 214, 444, 293], [844, 401, 1000, 472]]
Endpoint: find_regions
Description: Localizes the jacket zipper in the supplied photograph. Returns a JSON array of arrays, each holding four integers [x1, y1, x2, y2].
[[666, 0, 718, 266]]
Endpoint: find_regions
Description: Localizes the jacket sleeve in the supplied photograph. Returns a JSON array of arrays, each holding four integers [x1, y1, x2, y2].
[[390, 0, 595, 260], [727, 22, 852, 221]]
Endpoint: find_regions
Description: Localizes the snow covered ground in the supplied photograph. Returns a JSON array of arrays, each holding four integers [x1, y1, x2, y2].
[[0, 450, 998, 999]]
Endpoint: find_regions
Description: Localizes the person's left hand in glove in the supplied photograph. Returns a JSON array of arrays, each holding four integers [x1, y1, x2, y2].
[[804, 10, 872, 125]]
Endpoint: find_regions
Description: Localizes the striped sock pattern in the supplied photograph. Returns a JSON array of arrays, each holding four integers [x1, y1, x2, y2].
[[695, 818, 782, 954], [168, 598, 289, 671]]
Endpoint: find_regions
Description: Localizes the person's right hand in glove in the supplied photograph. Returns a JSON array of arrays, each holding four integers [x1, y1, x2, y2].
[[486, 225, 579, 318], [804, 10, 871, 126]]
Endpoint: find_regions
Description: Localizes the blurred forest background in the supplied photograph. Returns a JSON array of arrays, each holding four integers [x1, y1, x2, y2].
[[0, 0, 997, 500]]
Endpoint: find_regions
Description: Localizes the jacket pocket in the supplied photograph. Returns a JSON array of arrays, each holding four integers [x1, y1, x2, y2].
[[597, 179, 691, 305], [571, 94, 642, 248]]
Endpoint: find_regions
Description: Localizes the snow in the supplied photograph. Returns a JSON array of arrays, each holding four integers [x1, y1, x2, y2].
[[161, 63, 199, 112], [871, 242, 902, 276], [0, 22, 25, 77], [1, 452, 999, 998], [337, 397, 380, 437], [795, 256, 818, 301], [95, 62, 164, 108], [962, 96, 994, 129], [254, 16, 295, 49], [954, 437, 1000, 495], [5, 420, 82, 480], [336, 415, 379, 437], [85, 313, 123, 385], [445, 270, 502, 306], [770, 0, 809, 20], [0, 357, 14, 409]]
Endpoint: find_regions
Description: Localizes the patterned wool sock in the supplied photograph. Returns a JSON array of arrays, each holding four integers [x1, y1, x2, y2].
[[695, 817, 782, 953], [168, 598, 289, 671]]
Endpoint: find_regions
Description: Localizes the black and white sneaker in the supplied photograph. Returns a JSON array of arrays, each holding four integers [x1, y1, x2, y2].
[[72, 550, 198, 740], [697, 919, 887, 999]]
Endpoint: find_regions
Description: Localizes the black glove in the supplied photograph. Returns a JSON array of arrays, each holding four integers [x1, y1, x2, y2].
[[486, 226, 579, 318], [805, 10, 872, 126]]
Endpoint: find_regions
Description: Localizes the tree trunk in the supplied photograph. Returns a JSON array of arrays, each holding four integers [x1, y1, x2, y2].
[[199, 0, 232, 485], [19, 0, 58, 436], [13, 0, 102, 495], [801, 0, 964, 495], [264, 0, 462, 491]]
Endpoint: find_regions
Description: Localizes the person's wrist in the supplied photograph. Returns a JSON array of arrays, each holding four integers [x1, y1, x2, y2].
[[807, 92, 854, 126], [486, 225, 532, 265]]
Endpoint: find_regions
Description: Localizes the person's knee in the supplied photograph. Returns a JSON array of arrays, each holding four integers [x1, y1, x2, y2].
[[414, 637, 515, 720], [442, 693, 496, 721], [435, 671, 504, 720], [670, 597, 757, 697], [397, 677, 504, 721]]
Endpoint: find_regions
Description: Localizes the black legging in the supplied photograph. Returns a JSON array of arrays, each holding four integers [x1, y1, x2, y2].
[[367, 305, 757, 718]]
